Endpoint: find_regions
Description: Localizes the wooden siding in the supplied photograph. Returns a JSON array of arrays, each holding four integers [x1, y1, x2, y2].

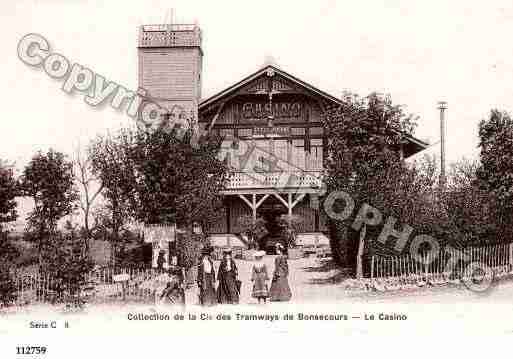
[[139, 48, 202, 100]]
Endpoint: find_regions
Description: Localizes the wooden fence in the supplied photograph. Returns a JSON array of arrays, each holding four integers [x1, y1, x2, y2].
[[13, 267, 167, 305], [369, 242, 513, 282]]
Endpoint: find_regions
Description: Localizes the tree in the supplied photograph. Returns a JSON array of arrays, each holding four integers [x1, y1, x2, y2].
[[322, 92, 420, 274], [20, 149, 78, 264], [444, 159, 498, 246], [126, 127, 229, 270], [90, 126, 229, 267], [89, 132, 135, 253], [0, 231, 19, 306], [40, 221, 94, 305], [126, 127, 229, 231], [0, 160, 19, 306], [73, 144, 103, 242], [476, 109, 513, 240], [0, 159, 18, 230]]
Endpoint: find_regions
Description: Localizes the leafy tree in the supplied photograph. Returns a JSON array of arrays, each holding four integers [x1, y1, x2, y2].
[[176, 231, 209, 270], [40, 222, 94, 305], [89, 132, 135, 255], [126, 127, 229, 231], [478, 110, 513, 203], [0, 160, 18, 229], [20, 149, 78, 265], [126, 127, 229, 269], [476, 109, 513, 240], [443, 159, 497, 245], [322, 92, 424, 274], [90, 126, 229, 268], [0, 231, 19, 306]]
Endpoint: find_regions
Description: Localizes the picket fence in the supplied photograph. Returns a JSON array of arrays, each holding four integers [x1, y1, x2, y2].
[[369, 242, 513, 284], [13, 267, 166, 305]]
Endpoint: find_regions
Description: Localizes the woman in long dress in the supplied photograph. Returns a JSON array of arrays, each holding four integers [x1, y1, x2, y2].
[[197, 247, 217, 306], [270, 243, 292, 302], [217, 248, 240, 304], [251, 251, 269, 303]]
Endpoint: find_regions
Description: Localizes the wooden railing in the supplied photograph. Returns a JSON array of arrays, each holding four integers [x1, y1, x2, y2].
[[224, 171, 323, 190]]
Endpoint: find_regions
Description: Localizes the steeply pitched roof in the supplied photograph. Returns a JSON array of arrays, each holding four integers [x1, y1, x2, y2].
[[199, 64, 429, 157], [199, 64, 343, 109]]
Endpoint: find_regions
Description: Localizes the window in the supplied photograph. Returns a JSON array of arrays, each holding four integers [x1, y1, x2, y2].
[[308, 139, 323, 170], [274, 140, 289, 164], [292, 139, 306, 170], [253, 139, 271, 172]]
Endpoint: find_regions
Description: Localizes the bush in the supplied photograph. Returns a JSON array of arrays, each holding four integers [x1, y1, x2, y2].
[[176, 231, 209, 270], [0, 232, 20, 306], [325, 156, 459, 274], [40, 228, 94, 304], [0, 267, 16, 306]]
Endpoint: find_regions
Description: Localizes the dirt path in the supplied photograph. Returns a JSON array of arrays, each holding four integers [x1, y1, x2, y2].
[[186, 255, 345, 305], [186, 255, 513, 305]]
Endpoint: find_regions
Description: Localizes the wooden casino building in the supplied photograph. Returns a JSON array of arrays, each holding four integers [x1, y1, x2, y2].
[[137, 23, 428, 250]]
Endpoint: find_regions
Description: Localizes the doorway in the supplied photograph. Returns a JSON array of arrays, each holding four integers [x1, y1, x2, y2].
[[257, 197, 287, 253]]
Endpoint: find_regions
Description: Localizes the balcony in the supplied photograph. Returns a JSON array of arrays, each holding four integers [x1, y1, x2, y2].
[[223, 171, 323, 193]]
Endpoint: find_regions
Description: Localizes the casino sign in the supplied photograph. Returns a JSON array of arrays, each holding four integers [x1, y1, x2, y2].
[[242, 102, 302, 119]]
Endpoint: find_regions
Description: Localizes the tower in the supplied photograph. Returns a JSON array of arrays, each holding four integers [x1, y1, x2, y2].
[[138, 23, 203, 128]]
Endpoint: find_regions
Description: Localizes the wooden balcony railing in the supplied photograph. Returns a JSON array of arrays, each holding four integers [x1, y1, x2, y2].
[[224, 171, 323, 190]]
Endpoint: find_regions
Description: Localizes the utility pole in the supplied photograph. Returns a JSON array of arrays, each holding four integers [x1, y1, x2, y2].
[[438, 101, 447, 187]]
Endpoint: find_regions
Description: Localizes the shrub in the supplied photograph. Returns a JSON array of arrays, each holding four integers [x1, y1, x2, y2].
[[0, 232, 19, 306], [40, 228, 94, 304], [176, 231, 209, 270]]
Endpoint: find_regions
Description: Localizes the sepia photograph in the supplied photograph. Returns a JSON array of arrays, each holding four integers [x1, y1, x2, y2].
[[1, 0, 513, 357]]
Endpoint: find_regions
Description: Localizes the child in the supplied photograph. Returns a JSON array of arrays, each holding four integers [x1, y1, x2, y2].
[[251, 251, 269, 304]]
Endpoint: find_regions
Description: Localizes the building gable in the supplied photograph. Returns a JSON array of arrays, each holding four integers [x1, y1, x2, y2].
[[199, 64, 428, 158]]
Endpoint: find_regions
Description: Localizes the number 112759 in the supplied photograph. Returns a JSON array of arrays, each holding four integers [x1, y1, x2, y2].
[[16, 346, 47, 355]]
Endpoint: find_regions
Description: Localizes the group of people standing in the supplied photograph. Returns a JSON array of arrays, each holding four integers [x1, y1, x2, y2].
[[197, 246, 240, 305], [197, 243, 292, 306]]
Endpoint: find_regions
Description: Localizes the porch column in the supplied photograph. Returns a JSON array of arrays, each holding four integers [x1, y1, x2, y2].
[[226, 197, 231, 233], [239, 194, 270, 223], [252, 194, 257, 222]]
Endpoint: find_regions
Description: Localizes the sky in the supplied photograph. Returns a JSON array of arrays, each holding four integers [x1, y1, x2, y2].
[[2, 0, 513, 173]]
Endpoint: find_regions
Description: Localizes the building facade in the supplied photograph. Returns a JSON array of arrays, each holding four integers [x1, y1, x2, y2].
[[138, 23, 428, 250]]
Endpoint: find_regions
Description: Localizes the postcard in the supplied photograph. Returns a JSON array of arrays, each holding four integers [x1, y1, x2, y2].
[[1, 1, 513, 357]]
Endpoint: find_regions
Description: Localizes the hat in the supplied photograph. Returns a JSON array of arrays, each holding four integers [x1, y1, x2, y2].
[[254, 250, 266, 258], [223, 248, 232, 254]]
